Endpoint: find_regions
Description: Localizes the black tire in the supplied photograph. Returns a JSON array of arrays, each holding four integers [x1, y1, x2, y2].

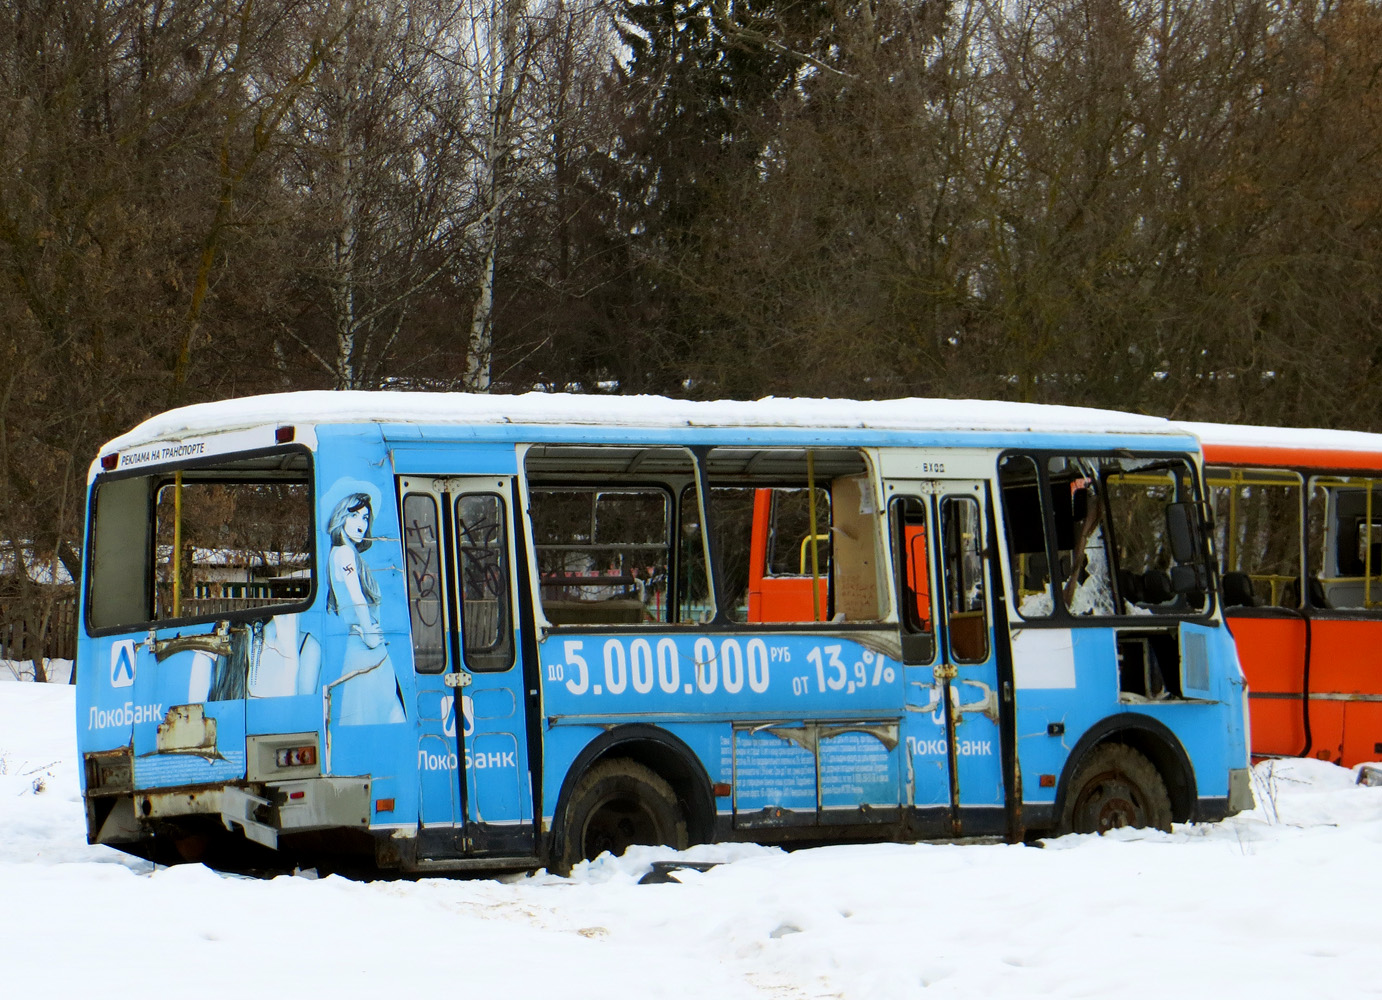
[[1058, 744, 1173, 835], [556, 758, 688, 872]]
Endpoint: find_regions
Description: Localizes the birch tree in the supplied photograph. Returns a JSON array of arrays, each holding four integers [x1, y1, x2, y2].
[[277, 0, 471, 390], [461, 0, 542, 391]]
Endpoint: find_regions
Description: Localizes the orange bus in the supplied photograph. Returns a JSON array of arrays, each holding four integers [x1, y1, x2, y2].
[[1188, 422, 1382, 766]]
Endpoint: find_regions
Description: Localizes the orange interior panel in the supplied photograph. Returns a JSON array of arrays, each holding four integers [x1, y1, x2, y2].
[[749, 576, 824, 623], [746, 487, 827, 623]]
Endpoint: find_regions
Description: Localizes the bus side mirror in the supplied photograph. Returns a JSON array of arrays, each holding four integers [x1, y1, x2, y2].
[[1165, 503, 1203, 564], [1166, 502, 1210, 596], [1170, 563, 1208, 595]]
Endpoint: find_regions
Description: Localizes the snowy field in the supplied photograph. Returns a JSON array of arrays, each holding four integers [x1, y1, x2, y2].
[[3, 678, 1381, 1000]]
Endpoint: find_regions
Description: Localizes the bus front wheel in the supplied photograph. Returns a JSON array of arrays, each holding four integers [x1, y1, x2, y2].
[[557, 758, 688, 873], [1059, 744, 1173, 835]]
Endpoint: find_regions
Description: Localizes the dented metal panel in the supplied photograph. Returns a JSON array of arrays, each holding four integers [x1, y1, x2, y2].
[[731, 719, 903, 828], [153, 622, 233, 661], [84, 747, 133, 793], [135, 775, 371, 851], [155, 704, 220, 757], [220, 786, 276, 848], [272, 777, 371, 832]]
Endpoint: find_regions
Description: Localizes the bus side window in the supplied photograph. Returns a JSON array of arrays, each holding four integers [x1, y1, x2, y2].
[[530, 487, 674, 625], [760, 486, 832, 621], [1310, 477, 1382, 609], [891, 496, 935, 663], [940, 495, 989, 663], [907, 528, 931, 628], [402, 493, 445, 674], [455, 494, 514, 671], [702, 448, 877, 625], [1206, 466, 1302, 609], [1000, 454, 1054, 619]]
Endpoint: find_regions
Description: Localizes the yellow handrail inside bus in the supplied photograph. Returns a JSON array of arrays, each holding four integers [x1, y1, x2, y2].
[[172, 471, 183, 618], [806, 450, 822, 622], [798, 535, 831, 575], [1367, 483, 1374, 609]]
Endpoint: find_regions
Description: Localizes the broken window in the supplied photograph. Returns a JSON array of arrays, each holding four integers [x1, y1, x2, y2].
[[523, 444, 882, 626], [697, 486, 765, 623], [699, 447, 882, 624], [1205, 467, 1303, 609], [1308, 477, 1382, 610], [1103, 462, 1208, 615], [530, 487, 675, 624], [1000, 452, 1210, 620], [1000, 455, 1054, 618], [524, 445, 705, 625], [701, 485, 832, 623], [766, 488, 833, 577], [87, 450, 314, 631], [940, 494, 989, 662], [1053, 458, 1117, 616]]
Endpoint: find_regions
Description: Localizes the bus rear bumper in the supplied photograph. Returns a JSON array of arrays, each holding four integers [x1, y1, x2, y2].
[[93, 776, 372, 853]]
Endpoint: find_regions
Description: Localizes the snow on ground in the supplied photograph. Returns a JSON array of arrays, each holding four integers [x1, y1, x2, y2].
[[3, 680, 1381, 1000]]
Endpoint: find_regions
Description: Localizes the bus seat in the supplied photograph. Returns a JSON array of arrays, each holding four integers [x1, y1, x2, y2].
[[1222, 572, 1257, 609], [1279, 578, 1299, 608], [1118, 569, 1144, 603], [1142, 568, 1173, 604], [1308, 577, 1329, 609], [1023, 552, 1050, 592]]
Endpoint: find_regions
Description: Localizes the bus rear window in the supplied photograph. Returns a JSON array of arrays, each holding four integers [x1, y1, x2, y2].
[[87, 451, 313, 631]]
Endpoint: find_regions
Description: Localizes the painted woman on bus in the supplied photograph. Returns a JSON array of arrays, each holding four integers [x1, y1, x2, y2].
[[326, 492, 406, 725]]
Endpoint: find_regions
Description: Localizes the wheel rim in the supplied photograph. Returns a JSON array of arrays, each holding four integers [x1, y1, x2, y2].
[[1071, 768, 1149, 833], [580, 793, 664, 859]]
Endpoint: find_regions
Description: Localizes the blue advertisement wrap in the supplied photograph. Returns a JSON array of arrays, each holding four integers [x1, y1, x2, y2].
[[539, 632, 902, 718], [72, 407, 1252, 871]]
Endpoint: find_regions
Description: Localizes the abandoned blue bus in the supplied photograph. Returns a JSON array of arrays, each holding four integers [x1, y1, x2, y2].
[[76, 392, 1253, 872]]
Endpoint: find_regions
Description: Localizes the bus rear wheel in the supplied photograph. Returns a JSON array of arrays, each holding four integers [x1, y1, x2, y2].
[[557, 759, 688, 873], [1059, 744, 1172, 835]]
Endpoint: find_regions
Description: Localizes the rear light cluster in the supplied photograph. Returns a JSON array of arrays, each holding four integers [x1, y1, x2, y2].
[[275, 745, 317, 768]]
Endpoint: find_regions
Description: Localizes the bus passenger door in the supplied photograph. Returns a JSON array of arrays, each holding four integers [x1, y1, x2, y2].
[[399, 475, 535, 856], [889, 479, 1006, 834]]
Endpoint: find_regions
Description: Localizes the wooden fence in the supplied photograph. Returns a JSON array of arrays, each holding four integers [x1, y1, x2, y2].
[[0, 593, 77, 663]]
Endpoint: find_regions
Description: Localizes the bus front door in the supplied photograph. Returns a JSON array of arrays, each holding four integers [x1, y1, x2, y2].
[[399, 475, 535, 857], [889, 478, 1008, 836]]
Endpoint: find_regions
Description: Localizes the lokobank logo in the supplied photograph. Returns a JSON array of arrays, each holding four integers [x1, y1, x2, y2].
[[439, 695, 475, 739], [110, 640, 137, 688]]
